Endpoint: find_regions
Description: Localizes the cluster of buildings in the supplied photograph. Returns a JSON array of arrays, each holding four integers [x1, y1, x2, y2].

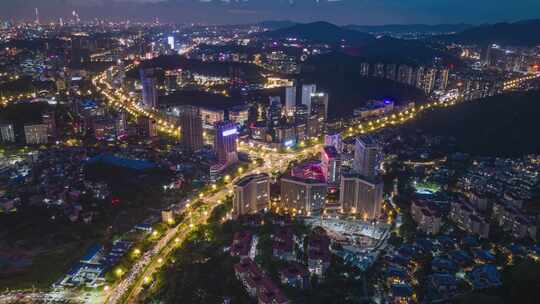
[[230, 214, 337, 304], [377, 234, 508, 303], [455, 157, 540, 240], [248, 84, 328, 149], [359, 62, 449, 94], [234, 134, 385, 222], [0, 109, 56, 145]]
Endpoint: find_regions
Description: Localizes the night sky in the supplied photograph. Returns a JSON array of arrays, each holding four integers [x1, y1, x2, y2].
[[2, 0, 539, 25]]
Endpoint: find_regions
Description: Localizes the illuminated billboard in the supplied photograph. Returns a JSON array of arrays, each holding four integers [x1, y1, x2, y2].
[[222, 128, 238, 137]]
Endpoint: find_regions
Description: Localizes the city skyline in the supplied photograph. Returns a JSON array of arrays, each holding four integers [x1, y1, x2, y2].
[[1, 0, 540, 25]]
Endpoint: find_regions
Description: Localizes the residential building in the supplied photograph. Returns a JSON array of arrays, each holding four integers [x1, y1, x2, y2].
[[178, 105, 203, 151], [139, 68, 158, 108], [339, 173, 384, 219], [0, 124, 15, 143]]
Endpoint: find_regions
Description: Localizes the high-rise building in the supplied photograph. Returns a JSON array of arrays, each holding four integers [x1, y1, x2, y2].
[[294, 104, 309, 125], [267, 96, 282, 129], [310, 92, 329, 121], [280, 176, 327, 215], [374, 63, 385, 78], [42, 111, 56, 139], [353, 136, 381, 178], [0, 124, 15, 143], [214, 121, 238, 167], [307, 114, 323, 139], [339, 173, 384, 219], [137, 116, 157, 138], [385, 64, 397, 81], [417, 67, 437, 94], [279, 176, 328, 215], [233, 173, 270, 218], [178, 105, 204, 151], [397, 65, 415, 86], [276, 124, 296, 146], [321, 146, 341, 184], [70, 34, 90, 69], [360, 62, 370, 77], [24, 124, 48, 145], [324, 133, 343, 153], [115, 112, 128, 138], [167, 36, 175, 50], [140, 68, 158, 109], [436, 69, 449, 91], [285, 86, 297, 116], [301, 84, 316, 113]]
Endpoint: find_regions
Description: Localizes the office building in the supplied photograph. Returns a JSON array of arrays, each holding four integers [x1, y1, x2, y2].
[[214, 121, 238, 167], [24, 124, 48, 145], [294, 104, 309, 125], [233, 173, 270, 218], [301, 84, 316, 113], [307, 115, 323, 139], [339, 174, 384, 219], [139, 68, 158, 109], [285, 86, 296, 116], [276, 124, 296, 146], [178, 105, 203, 151], [0, 124, 15, 143], [321, 146, 341, 184], [267, 96, 282, 129], [280, 176, 327, 215], [310, 92, 329, 121], [353, 136, 381, 178]]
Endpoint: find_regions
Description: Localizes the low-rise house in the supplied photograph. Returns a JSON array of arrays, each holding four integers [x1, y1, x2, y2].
[[279, 263, 310, 289], [466, 264, 502, 290]]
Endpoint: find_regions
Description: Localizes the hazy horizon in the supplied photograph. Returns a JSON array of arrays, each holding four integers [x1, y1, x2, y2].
[[1, 0, 539, 26]]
